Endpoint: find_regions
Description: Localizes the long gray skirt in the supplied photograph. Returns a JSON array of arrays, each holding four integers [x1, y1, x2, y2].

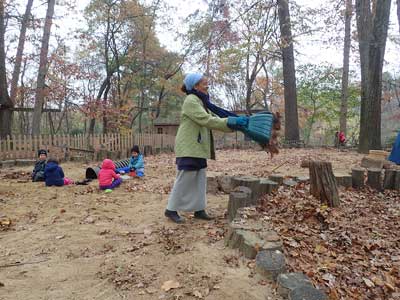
[[166, 168, 206, 212]]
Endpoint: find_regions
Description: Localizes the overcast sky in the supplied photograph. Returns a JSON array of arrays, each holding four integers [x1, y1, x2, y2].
[[11, 0, 400, 75]]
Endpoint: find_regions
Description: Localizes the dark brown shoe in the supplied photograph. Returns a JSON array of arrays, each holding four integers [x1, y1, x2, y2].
[[194, 210, 214, 220], [165, 209, 185, 223]]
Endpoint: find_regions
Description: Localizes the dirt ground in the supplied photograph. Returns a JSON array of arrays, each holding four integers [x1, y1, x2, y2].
[[0, 148, 364, 300]]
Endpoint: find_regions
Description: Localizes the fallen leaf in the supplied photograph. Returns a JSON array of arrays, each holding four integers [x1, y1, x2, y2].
[[384, 282, 395, 292], [0, 218, 11, 226], [143, 228, 152, 236], [55, 235, 65, 240], [193, 290, 203, 298], [161, 280, 180, 291], [315, 244, 328, 254], [145, 287, 157, 294], [362, 278, 375, 288]]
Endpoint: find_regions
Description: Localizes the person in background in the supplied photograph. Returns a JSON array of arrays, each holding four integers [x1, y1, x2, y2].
[[338, 131, 346, 146], [44, 158, 74, 187], [389, 130, 400, 165], [32, 149, 47, 182], [98, 159, 122, 192], [117, 145, 145, 177]]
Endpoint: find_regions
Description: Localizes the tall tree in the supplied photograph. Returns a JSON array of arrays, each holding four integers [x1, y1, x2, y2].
[[277, 0, 299, 141], [32, 0, 56, 136], [0, 0, 13, 138], [397, 0, 400, 34], [339, 0, 352, 136], [356, 0, 391, 152], [10, 0, 34, 103]]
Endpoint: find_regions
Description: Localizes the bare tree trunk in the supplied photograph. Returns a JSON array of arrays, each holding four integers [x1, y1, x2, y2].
[[356, 0, 391, 153], [339, 0, 352, 136], [10, 0, 34, 103], [0, 1, 13, 138], [355, 0, 371, 153], [277, 0, 299, 141], [102, 82, 111, 134], [31, 0, 56, 136], [397, 0, 400, 34]]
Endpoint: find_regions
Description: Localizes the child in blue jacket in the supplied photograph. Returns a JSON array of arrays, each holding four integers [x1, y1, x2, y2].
[[117, 145, 145, 177], [44, 158, 74, 186]]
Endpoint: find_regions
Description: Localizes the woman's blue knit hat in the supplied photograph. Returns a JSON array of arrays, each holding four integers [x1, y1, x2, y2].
[[184, 73, 203, 91]]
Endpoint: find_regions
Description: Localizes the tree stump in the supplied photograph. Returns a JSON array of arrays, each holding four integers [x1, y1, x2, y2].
[[351, 167, 365, 188], [269, 173, 284, 185], [232, 176, 260, 204], [277, 273, 313, 298], [360, 157, 384, 169], [256, 178, 278, 200], [255, 250, 286, 281], [217, 175, 234, 193], [367, 168, 382, 191], [383, 169, 397, 190], [335, 174, 352, 188], [207, 175, 219, 194], [227, 189, 253, 221], [289, 286, 328, 300], [283, 179, 297, 187], [394, 170, 400, 191], [309, 161, 340, 207]]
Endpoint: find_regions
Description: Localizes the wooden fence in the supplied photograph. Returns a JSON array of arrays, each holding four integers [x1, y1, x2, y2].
[[0, 132, 176, 160]]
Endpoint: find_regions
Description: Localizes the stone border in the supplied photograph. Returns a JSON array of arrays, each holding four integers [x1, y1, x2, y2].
[[223, 175, 328, 299]]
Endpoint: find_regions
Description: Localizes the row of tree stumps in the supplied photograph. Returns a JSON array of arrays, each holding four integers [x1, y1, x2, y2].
[[222, 160, 399, 299], [223, 175, 328, 300], [301, 160, 400, 208]]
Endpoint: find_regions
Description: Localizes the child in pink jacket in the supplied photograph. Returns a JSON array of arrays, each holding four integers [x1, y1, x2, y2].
[[98, 159, 122, 190]]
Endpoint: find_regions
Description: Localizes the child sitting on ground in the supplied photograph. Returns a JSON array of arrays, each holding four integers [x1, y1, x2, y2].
[[98, 159, 122, 191], [44, 158, 74, 187], [117, 145, 145, 177], [32, 149, 47, 182]]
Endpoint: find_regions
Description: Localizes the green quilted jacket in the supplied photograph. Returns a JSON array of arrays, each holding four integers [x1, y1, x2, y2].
[[174, 94, 231, 159]]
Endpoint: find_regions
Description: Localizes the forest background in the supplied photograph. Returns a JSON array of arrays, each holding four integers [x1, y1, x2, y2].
[[1, 0, 400, 151]]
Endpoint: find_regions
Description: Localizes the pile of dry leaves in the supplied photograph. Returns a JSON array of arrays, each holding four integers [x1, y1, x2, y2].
[[258, 185, 400, 300]]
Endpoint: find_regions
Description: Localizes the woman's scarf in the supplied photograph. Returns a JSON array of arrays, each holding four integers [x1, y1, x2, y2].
[[187, 89, 238, 118]]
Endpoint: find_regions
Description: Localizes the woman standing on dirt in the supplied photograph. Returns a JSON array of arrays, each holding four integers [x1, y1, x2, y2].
[[164, 73, 250, 223]]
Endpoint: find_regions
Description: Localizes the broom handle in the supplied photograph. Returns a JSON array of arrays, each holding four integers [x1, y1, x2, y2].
[[270, 160, 288, 173]]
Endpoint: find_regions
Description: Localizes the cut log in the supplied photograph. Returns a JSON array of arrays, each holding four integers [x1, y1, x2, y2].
[[15, 159, 36, 166], [383, 169, 397, 190], [257, 178, 278, 199], [227, 189, 252, 221], [207, 175, 219, 194], [277, 273, 313, 298], [394, 170, 400, 191], [269, 173, 284, 185], [309, 161, 340, 207], [1, 160, 16, 168], [217, 175, 234, 193], [361, 157, 383, 169], [283, 179, 297, 187], [255, 250, 286, 281], [335, 174, 352, 188], [231, 176, 260, 204], [351, 167, 365, 188], [367, 168, 382, 191], [295, 175, 310, 183]]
